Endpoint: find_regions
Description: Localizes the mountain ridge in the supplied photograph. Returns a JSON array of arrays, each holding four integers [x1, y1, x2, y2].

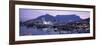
[[23, 14, 82, 24]]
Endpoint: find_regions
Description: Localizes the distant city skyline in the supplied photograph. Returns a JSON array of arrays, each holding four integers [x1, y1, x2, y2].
[[19, 8, 90, 22]]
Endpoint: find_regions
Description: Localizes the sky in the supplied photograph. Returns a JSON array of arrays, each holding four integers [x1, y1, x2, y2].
[[19, 8, 90, 22]]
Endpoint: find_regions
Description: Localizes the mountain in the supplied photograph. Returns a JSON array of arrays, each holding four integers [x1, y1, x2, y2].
[[23, 14, 82, 25], [34, 14, 56, 22], [55, 14, 81, 23]]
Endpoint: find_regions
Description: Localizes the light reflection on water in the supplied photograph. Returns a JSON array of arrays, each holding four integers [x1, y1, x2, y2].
[[20, 26, 90, 36]]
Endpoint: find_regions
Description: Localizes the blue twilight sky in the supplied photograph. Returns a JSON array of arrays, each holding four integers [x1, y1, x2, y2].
[[19, 8, 90, 22]]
